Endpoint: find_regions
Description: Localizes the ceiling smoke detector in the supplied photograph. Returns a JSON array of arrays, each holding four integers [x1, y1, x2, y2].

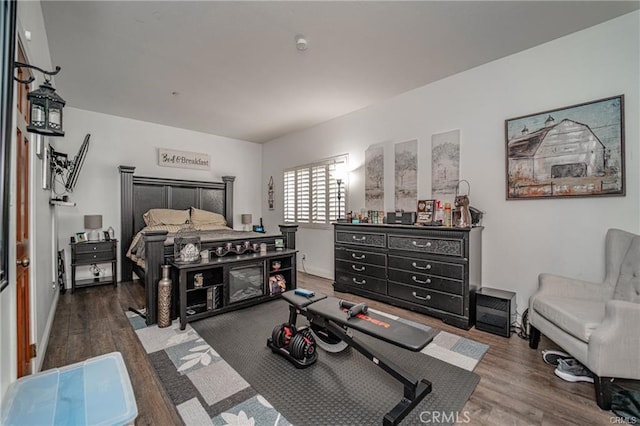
[[295, 36, 308, 51]]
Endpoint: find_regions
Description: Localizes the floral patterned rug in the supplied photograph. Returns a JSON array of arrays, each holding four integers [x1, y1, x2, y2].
[[127, 312, 291, 425], [127, 305, 488, 425]]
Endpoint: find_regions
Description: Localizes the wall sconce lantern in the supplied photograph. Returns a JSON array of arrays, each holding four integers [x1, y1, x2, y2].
[[14, 62, 65, 137], [26, 80, 65, 137]]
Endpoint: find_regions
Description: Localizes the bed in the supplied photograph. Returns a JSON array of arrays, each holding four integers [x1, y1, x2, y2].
[[119, 166, 297, 325]]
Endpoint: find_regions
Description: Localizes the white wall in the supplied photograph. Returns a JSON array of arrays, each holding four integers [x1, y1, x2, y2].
[[263, 11, 640, 313], [57, 108, 263, 282], [1, 0, 59, 399]]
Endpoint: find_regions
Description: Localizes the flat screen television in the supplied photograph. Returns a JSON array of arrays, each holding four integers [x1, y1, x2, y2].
[[65, 133, 90, 192]]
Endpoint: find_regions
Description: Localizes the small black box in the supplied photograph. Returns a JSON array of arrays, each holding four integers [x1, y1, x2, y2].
[[475, 287, 516, 337], [386, 211, 416, 224]]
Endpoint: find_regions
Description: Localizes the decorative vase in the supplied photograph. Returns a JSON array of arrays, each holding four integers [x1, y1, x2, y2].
[[158, 265, 172, 328]]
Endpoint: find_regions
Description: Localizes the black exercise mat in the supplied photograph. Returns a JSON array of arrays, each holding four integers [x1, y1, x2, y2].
[[191, 299, 480, 425]]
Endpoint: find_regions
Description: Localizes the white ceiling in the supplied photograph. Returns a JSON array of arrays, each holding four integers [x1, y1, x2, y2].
[[40, 1, 639, 143]]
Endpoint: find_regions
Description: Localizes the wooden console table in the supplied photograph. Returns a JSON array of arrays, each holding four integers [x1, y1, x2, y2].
[[172, 249, 297, 329]]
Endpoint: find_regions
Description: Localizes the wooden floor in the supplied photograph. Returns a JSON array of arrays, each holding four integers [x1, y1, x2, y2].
[[44, 273, 613, 425]]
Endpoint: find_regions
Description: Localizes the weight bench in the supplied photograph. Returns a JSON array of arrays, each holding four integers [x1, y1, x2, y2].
[[267, 290, 433, 426]]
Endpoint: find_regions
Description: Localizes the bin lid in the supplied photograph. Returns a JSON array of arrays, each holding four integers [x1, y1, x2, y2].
[[1, 352, 138, 426]]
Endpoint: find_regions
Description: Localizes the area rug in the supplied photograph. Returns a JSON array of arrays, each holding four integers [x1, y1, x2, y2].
[[128, 299, 487, 425]]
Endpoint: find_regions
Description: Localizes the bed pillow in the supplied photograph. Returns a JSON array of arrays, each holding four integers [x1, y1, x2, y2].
[[143, 209, 190, 227], [193, 223, 231, 232], [190, 207, 227, 226]]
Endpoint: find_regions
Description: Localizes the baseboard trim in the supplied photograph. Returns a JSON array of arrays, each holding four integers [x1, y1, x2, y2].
[[33, 286, 59, 373]]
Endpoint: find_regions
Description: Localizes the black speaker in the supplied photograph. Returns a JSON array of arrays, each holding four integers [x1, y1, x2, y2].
[[475, 287, 516, 337]]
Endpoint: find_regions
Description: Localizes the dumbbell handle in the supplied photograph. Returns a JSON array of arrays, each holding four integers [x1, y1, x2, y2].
[[338, 299, 355, 309], [338, 300, 368, 318]]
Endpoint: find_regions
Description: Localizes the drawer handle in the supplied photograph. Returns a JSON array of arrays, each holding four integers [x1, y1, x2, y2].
[[351, 253, 366, 260], [412, 291, 431, 301], [93, 254, 97, 259], [352, 278, 367, 285], [93, 246, 97, 251], [352, 265, 365, 272], [411, 276, 431, 285], [352, 235, 367, 241], [411, 262, 431, 270], [412, 241, 432, 248]]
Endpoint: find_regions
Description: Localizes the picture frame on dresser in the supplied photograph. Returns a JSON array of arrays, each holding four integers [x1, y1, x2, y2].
[[416, 199, 435, 224]]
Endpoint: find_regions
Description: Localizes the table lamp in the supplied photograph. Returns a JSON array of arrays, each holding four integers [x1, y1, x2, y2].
[[241, 214, 252, 231], [84, 214, 103, 241]]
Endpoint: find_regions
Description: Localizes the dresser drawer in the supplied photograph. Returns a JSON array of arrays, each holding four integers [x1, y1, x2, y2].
[[74, 242, 113, 254], [387, 235, 463, 257], [336, 259, 386, 280], [336, 231, 386, 248], [388, 269, 463, 295], [388, 255, 463, 280], [74, 251, 114, 263], [388, 283, 464, 315], [335, 247, 386, 267], [335, 271, 387, 294]]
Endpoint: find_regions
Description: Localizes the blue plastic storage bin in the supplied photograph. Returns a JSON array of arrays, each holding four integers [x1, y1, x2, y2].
[[1, 352, 137, 426]]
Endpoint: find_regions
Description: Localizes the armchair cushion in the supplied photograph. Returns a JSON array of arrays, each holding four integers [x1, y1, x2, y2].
[[532, 296, 605, 343], [613, 236, 640, 302]]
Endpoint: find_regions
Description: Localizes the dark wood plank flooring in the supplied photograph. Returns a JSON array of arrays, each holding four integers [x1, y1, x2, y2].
[[44, 274, 614, 425]]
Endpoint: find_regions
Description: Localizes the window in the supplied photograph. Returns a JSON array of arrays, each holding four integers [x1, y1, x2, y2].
[[284, 155, 347, 226]]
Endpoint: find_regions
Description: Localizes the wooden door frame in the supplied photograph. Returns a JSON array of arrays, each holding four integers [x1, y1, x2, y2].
[[14, 35, 34, 378]]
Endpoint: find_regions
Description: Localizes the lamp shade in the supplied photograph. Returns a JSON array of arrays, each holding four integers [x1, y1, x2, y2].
[[84, 215, 102, 229], [241, 214, 252, 225]]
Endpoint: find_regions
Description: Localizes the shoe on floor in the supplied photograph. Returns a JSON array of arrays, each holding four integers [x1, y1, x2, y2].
[[554, 358, 594, 383], [542, 349, 573, 366]]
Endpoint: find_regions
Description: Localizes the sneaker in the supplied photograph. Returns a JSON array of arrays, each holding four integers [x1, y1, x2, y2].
[[554, 358, 594, 383], [542, 349, 574, 366]]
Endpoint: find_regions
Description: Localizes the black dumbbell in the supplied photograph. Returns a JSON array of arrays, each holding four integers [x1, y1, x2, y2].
[[289, 330, 316, 360], [271, 323, 295, 349]]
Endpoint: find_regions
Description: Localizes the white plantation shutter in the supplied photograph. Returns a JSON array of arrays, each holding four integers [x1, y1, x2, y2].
[[283, 155, 347, 225], [311, 165, 327, 223], [296, 168, 310, 223], [283, 170, 296, 223]]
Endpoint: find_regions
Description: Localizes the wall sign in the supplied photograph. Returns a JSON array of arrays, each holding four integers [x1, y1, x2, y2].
[[158, 148, 210, 170]]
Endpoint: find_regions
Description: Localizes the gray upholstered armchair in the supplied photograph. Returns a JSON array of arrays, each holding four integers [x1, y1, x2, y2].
[[528, 228, 640, 409]]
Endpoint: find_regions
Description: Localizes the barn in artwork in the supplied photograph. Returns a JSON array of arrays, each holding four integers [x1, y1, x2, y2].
[[507, 117, 606, 183]]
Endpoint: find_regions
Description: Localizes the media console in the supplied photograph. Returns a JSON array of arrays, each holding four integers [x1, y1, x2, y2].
[[333, 223, 482, 329]]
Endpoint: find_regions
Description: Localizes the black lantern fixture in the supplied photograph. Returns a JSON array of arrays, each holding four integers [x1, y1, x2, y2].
[[26, 80, 65, 136], [13, 62, 65, 137]]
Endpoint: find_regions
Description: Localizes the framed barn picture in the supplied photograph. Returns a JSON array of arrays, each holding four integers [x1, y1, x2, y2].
[[505, 95, 625, 200]]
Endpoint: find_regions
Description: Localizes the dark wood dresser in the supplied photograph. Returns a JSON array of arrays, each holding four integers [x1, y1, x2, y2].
[[333, 223, 482, 329]]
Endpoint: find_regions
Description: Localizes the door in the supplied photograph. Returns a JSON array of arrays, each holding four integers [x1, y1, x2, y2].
[[15, 43, 32, 378]]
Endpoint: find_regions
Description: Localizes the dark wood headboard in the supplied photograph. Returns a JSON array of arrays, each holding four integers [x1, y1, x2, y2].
[[119, 165, 235, 281]]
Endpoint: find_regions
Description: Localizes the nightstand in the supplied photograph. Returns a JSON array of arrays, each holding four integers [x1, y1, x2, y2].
[[70, 240, 118, 293]]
